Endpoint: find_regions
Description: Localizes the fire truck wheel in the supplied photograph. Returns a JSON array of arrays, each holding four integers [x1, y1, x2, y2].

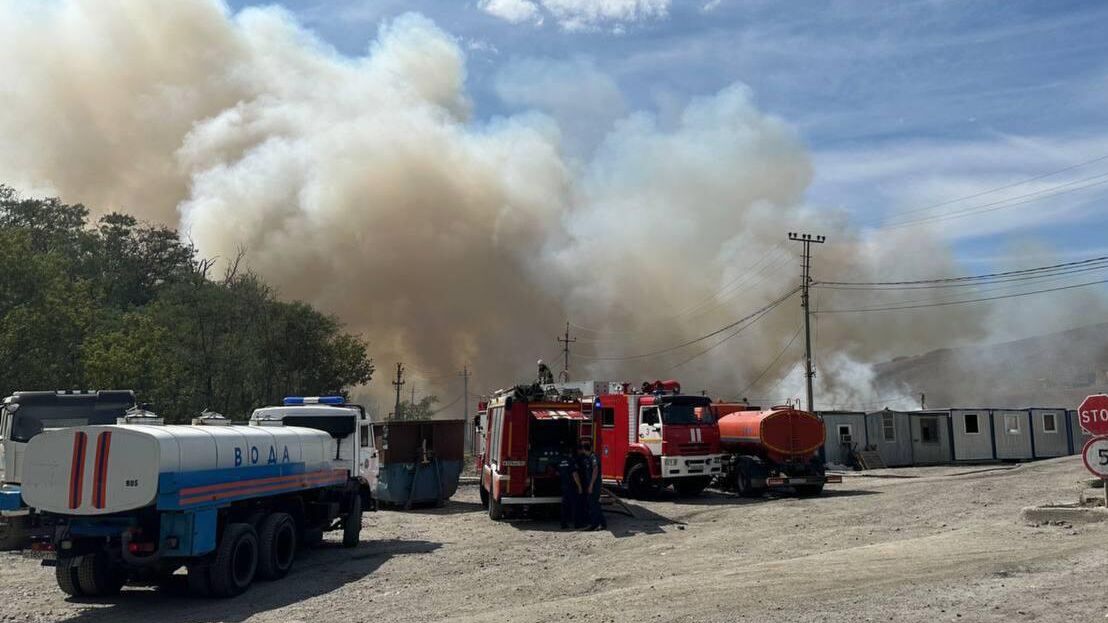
[[488, 495, 504, 520], [257, 513, 297, 580], [77, 551, 126, 597], [55, 557, 85, 597], [624, 461, 653, 499], [209, 523, 258, 598], [479, 485, 489, 509], [342, 494, 362, 548]]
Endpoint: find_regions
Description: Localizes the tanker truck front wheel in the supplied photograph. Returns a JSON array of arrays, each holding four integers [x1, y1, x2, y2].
[[342, 494, 362, 548], [209, 523, 258, 598]]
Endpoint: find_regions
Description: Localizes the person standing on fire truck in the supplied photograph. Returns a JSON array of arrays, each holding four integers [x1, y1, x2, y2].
[[580, 439, 606, 530]]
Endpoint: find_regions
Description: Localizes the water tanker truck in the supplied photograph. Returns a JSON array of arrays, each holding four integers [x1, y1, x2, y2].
[[714, 403, 842, 497], [20, 396, 374, 598]]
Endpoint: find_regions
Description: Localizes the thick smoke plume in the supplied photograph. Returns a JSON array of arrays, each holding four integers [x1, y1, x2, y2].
[[1, 0, 1031, 412]]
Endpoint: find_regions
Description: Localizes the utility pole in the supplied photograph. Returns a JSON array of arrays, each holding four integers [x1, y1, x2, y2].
[[459, 364, 471, 452], [410, 384, 415, 405], [788, 232, 826, 413], [556, 322, 576, 382], [392, 362, 405, 419]]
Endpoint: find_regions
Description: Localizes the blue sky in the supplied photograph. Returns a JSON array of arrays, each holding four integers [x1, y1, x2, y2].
[[230, 0, 1108, 267]]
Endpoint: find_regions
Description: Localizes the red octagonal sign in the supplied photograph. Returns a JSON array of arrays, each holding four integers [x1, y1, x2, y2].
[[1078, 394, 1108, 436]]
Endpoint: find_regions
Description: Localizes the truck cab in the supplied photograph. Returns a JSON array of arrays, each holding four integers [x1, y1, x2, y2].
[[250, 395, 378, 506], [1, 391, 135, 548], [594, 380, 722, 497]]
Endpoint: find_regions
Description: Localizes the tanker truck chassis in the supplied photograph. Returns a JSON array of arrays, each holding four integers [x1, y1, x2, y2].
[[21, 396, 374, 598]]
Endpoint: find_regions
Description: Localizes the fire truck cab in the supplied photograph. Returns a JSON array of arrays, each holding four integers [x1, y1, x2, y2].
[[593, 380, 722, 497], [476, 385, 593, 520]]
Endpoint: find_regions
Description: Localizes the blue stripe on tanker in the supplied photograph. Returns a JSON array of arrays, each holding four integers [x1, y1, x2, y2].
[[156, 463, 346, 510]]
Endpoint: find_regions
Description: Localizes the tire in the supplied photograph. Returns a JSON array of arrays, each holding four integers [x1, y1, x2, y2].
[[488, 495, 504, 521], [479, 486, 489, 509], [77, 551, 125, 597], [675, 477, 711, 497], [342, 494, 362, 549], [257, 513, 297, 580], [55, 557, 84, 597], [624, 461, 653, 499], [735, 467, 763, 499], [209, 523, 258, 598], [186, 564, 212, 597]]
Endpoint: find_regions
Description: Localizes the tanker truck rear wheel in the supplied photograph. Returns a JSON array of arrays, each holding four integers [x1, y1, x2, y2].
[[77, 551, 126, 597], [55, 557, 84, 597], [258, 513, 297, 580], [735, 468, 764, 499], [209, 523, 258, 598]]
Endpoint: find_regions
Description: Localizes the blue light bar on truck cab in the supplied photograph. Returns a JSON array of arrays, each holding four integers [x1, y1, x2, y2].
[[283, 396, 345, 406]]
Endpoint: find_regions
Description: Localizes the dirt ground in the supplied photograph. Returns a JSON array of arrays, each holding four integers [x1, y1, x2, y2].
[[1, 457, 1105, 622]]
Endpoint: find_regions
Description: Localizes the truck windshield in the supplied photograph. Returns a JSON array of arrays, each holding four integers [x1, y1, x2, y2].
[[661, 403, 716, 425], [10, 403, 131, 443]]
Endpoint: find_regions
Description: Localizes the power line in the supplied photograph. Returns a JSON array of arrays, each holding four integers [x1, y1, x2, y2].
[[875, 152, 1108, 223], [815, 276, 1108, 314], [571, 286, 801, 361], [815, 263, 1108, 291], [880, 172, 1108, 229], [567, 244, 792, 336], [736, 323, 804, 398], [817, 253, 1108, 287], [668, 294, 793, 370]]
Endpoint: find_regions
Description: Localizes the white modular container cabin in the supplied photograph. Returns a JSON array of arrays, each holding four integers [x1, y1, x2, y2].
[[1028, 408, 1070, 458], [863, 410, 914, 467], [907, 410, 954, 465], [950, 409, 995, 462], [816, 411, 867, 467], [992, 409, 1034, 460]]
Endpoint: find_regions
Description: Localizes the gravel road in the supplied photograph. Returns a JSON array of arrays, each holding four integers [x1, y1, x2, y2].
[[1, 457, 1104, 622]]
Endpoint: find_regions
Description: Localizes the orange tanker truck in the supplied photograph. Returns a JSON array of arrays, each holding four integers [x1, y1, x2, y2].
[[713, 403, 842, 497]]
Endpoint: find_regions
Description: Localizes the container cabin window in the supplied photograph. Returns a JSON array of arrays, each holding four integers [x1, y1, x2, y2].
[[1042, 413, 1058, 433], [837, 425, 852, 442], [964, 413, 980, 434], [919, 417, 940, 445], [600, 407, 615, 428], [881, 413, 895, 442], [1004, 414, 1021, 435]]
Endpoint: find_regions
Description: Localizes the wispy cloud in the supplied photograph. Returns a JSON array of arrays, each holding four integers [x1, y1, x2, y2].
[[479, 0, 670, 31]]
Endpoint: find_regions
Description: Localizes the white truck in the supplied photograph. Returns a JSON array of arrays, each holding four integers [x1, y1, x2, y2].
[[0, 390, 136, 549], [21, 396, 376, 598]]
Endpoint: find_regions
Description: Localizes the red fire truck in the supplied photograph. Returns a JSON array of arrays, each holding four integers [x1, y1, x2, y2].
[[475, 385, 594, 520], [591, 380, 722, 497]]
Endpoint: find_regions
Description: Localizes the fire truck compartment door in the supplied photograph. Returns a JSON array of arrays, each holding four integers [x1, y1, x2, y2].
[[530, 410, 586, 420]]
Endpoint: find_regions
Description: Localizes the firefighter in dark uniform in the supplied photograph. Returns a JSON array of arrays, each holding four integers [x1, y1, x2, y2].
[[557, 445, 583, 529], [579, 439, 607, 530]]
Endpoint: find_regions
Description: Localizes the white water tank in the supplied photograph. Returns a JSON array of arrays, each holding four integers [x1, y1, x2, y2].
[[22, 424, 334, 516]]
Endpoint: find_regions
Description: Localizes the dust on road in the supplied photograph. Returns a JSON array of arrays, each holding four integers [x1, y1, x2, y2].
[[1, 457, 1104, 622]]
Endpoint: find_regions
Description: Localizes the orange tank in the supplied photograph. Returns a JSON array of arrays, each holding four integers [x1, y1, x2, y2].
[[715, 405, 825, 463]]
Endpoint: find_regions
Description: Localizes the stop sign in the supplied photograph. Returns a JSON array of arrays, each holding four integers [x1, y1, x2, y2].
[[1078, 394, 1108, 436]]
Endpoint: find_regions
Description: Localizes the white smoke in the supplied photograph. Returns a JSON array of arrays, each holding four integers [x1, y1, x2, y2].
[[0, 0, 1021, 412]]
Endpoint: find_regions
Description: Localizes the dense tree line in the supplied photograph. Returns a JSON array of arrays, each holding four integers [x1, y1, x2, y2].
[[0, 185, 374, 422]]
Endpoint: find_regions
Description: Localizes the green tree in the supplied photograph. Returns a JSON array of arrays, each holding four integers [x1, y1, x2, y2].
[[395, 395, 440, 421]]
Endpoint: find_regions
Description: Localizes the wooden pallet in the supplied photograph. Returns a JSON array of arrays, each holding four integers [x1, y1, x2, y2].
[[854, 450, 886, 470]]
